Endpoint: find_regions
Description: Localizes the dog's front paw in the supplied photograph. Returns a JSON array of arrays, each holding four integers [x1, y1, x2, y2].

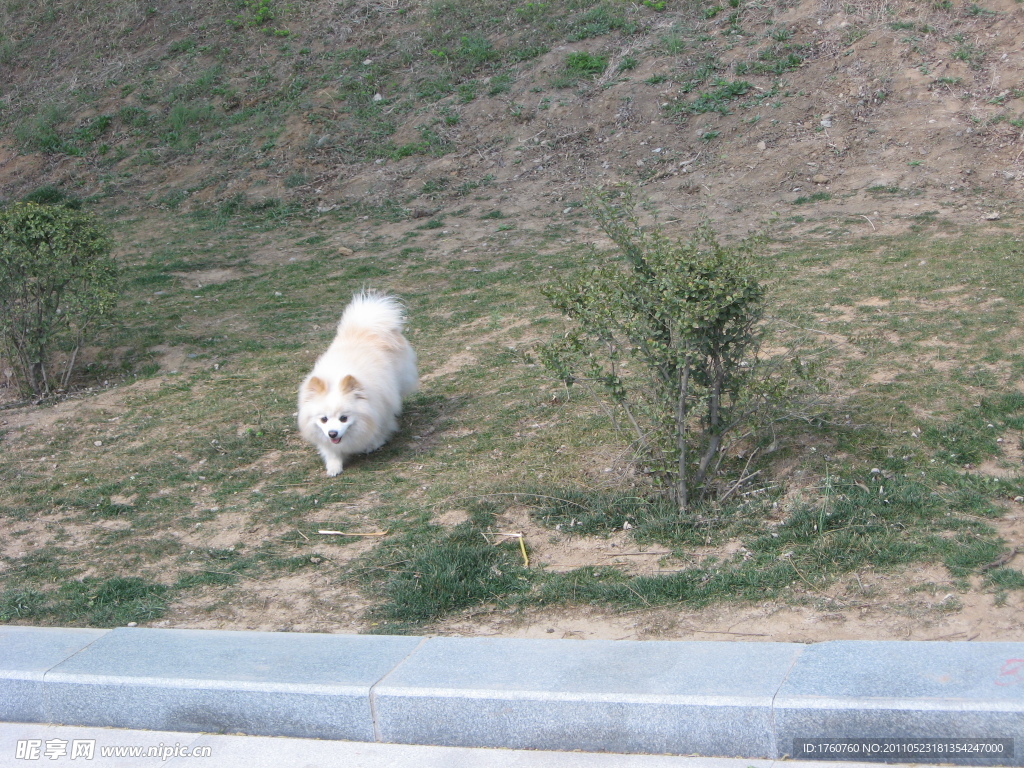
[[324, 458, 344, 477]]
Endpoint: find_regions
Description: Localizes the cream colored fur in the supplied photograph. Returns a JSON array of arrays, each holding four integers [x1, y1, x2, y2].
[[297, 292, 418, 476]]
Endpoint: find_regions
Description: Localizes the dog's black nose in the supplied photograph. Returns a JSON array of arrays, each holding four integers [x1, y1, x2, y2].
[[328, 430, 339, 439]]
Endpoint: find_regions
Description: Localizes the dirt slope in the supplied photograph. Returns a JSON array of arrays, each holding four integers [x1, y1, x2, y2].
[[1, 0, 1022, 233]]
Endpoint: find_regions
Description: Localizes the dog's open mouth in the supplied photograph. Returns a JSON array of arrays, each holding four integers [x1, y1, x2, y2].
[[330, 436, 342, 444]]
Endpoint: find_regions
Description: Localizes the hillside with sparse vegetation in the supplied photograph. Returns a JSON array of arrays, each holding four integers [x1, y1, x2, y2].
[[2, 0, 1024, 641]]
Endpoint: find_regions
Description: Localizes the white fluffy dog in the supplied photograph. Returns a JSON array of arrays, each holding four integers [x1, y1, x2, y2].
[[298, 291, 418, 476]]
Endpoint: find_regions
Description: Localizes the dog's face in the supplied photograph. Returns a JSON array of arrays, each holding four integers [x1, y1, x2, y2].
[[300, 374, 366, 445], [315, 412, 351, 444]]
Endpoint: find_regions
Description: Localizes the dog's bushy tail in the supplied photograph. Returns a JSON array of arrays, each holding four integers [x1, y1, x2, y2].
[[337, 290, 407, 337]]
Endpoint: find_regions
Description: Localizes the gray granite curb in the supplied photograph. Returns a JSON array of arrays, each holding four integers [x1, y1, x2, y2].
[[2, 626, 1022, 765]]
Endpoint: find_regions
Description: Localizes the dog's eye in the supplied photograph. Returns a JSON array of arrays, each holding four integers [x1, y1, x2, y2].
[[320, 416, 328, 423], [339, 415, 348, 423]]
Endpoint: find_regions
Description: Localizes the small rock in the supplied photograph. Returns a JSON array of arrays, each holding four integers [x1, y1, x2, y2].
[[812, 174, 830, 184], [94, 441, 103, 447], [756, 141, 767, 151], [984, 212, 1001, 221], [338, 246, 355, 257]]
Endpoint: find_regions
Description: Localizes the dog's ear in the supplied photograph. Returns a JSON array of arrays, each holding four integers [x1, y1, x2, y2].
[[340, 374, 363, 396], [302, 376, 328, 400]]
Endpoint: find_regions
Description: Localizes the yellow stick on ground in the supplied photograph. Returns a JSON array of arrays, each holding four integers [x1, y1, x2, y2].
[[518, 535, 530, 568], [488, 531, 530, 567]]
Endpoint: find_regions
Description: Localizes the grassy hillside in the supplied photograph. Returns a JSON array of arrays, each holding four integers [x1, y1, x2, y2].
[[3, 0, 1023, 221], [1, 0, 1024, 639]]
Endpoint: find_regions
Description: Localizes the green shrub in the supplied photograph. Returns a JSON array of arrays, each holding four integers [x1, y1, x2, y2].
[[538, 187, 806, 512], [0, 202, 119, 397]]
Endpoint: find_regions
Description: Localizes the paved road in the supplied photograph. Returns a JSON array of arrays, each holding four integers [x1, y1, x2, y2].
[[0, 723, 957, 768]]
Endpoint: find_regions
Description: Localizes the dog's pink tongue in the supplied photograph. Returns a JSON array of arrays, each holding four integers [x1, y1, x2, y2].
[[331, 436, 342, 444]]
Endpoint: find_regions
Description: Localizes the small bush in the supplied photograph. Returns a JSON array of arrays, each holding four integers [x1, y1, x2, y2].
[[0, 202, 119, 397], [538, 187, 810, 512]]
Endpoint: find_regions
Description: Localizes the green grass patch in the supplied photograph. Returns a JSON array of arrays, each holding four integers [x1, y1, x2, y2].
[[0, 577, 169, 627], [793, 191, 832, 205], [666, 79, 753, 116], [553, 52, 609, 87], [361, 520, 532, 633]]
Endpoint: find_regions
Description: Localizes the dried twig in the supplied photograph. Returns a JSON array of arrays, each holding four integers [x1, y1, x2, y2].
[[688, 629, 769, 637], [601, 550, 672, 557], [625, 583, 652, 607], [980, 545, 1021, 572]]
